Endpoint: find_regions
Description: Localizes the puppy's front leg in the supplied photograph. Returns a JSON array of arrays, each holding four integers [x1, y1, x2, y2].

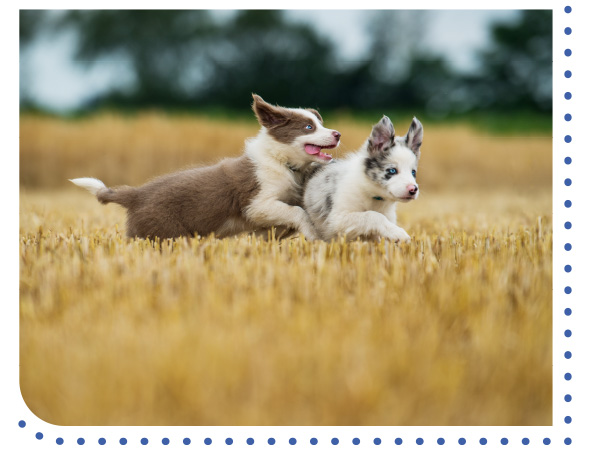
[[246, 199, 319, 240], [331, 211, 410, 242]]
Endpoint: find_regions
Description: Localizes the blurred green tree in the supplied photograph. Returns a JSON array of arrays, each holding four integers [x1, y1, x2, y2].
[[474, 10, 552, 111], [19, 10, 552, 115], [53, 10, 218, 106], [47, 10, 337, 109]]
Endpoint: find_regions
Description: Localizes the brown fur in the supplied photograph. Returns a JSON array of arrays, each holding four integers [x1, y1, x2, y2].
[[98, 156, 260, 239], [306, 108, 323, 124], [251, 95, 321, 145], [76, 94, 335, 240]]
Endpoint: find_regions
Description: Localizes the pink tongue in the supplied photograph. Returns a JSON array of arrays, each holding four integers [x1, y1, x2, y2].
[[305, 144, 332, 161], [305, 144, 321, 155]]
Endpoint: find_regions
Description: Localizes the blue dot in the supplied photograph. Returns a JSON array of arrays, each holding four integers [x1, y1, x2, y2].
[[522, 438, 530, 445], [99, 438, 107, 445], [417, 438, 424, 445], [565, 113, 572, 121], [120, 438, 127, 445], [501, 438, 508, 445], [205, 438, 212, 445], [565, 265, 572, 272], [311, 438, 318, 445], [184, 438, 191, 445], [480, 438, 487, 445], [78, 438, 85, 445], [331, 438, 339, 445], [247, 438, 255, 445], [36, 432, 43, 440], [163, 438, 170, 445], [565, 416, 572, 424], [565, 394, 572, 402], [565, 308, 572, 316], [18, 420, 26, 428], [565, 199, 572, 206], [459, 438, 466, 445], [565, 243, 572, 251], [565, 437, 572, 445], [395, 438, 403, 445], [565, 286, 572, 294], [565, 70, 572, 78], [56, 437, 64, 445], [565, 221, 572, 229], [565, 49, 572, 57], [141, 438, 148, 445], [438, 438, 445, 445], [544, 438, 551, 445], [565, 27, 572, 35], [565, 178, 572, 186], [565, 135, 572, 143], [565, 6, 572, 13], [353, 438, 360, 445], [226, 438, 233, 445], [565, 351, 572, 359], [289, 438, 297, 445], [565, 92, 572, 99], [565, 372, 572, 380], [374, 438, 381, 445], [268, 438, 275, 445], [565, 329, 572, 337]]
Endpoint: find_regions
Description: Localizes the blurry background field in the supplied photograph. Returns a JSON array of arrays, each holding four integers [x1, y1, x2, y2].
[[19, 10, 552, 426]]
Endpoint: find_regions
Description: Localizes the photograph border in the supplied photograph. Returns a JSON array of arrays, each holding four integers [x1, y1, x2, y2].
[[5, 1, 588, 448]]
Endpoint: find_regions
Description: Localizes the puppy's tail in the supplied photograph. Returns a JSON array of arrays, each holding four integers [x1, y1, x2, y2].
[[69, 177, 137, 207]]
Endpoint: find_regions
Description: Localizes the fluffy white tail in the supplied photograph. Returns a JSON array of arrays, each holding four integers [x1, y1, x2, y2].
[[69, 177, 107, 195]]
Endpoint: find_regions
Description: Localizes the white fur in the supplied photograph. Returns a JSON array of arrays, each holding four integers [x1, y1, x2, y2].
[[69, 177, 107, 195], [245, 111, 340, 241], [304, 117, 422, 242]]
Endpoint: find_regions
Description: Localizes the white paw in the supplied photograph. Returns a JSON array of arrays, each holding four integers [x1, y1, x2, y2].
[[301, 225, 320, 241], [384, 226, 411, 243]]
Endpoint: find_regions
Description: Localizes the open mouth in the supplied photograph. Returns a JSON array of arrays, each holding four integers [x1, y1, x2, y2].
[[304, 144, 337, 161]]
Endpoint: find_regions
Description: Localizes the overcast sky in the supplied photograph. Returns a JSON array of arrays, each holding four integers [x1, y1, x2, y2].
[[20, 10, 518, 112]]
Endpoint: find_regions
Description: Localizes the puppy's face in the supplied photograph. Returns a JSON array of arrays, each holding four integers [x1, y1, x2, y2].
[[252, 94, 341, 164], [364, 116, 423, 202]]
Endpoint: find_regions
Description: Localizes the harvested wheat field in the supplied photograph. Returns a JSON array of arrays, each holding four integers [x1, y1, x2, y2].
[[19, 113, 552, 426]]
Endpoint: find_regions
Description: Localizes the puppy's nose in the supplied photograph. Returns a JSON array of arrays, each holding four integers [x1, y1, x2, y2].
[[332, 131, 341, 141], [407, 184, 418, 196]]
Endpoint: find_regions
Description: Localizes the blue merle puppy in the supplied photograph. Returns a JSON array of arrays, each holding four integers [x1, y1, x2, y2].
[[303, 115, 423, 241]]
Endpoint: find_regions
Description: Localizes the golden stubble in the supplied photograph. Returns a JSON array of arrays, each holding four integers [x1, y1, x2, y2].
[[19, 114, 552, 426]]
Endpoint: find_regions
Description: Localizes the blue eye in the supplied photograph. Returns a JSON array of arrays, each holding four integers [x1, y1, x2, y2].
[[305, 124, 313, 130], [412, 170, 417, 178], [387, 168, 397, 175]]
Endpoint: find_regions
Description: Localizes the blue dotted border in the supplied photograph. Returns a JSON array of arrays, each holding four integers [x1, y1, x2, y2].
[[12, 425, 578, 447], [562, 4, 573, 448], [16, 4, 575, 448]]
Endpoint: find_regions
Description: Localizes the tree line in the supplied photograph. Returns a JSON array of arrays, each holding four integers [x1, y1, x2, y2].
[[20, 10, 551, 115]]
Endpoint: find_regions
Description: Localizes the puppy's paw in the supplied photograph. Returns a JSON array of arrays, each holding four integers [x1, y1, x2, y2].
[[384, 226, 411, 243], [300, 226, 320, 241]]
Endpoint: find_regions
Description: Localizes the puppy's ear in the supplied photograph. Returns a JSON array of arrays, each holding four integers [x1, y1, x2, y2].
[[252, 94, 290, 128], [306, 108, 323, 124], [368, 115, 395, 154], [405, 117, 423, 156]]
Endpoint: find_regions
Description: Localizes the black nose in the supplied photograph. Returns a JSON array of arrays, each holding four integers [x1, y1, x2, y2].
[[332, 131, 341, 141], [409, 185, 418, 195]]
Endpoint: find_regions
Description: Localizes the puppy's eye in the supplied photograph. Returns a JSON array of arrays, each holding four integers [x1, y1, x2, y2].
[[387, 168, 397, 175], [412, 170, 417, 178], [305, 124, 313, 130]]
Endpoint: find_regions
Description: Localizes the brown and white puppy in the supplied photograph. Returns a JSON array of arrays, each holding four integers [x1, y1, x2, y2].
[[70, 95, 340, 240]]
